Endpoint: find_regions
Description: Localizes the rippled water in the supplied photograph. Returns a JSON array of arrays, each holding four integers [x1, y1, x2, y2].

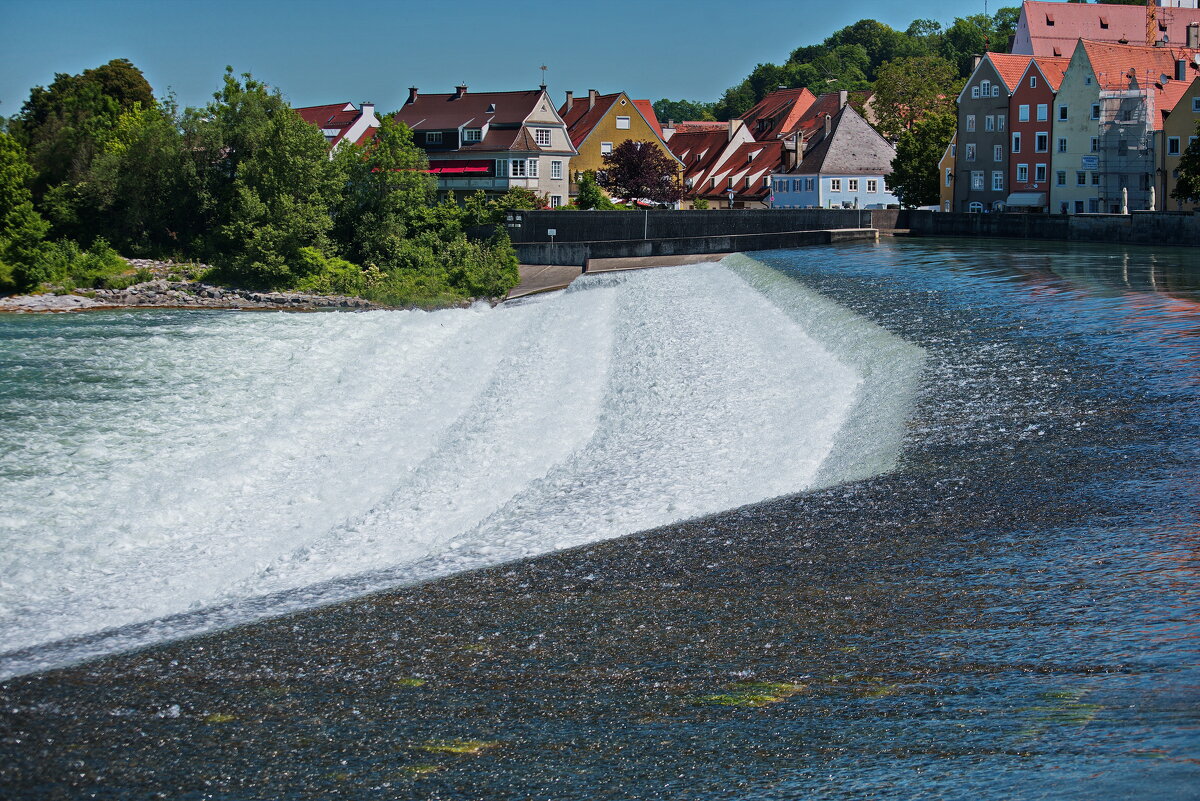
[[0, 262, 922, 677], [0, 238, 1197, 800]]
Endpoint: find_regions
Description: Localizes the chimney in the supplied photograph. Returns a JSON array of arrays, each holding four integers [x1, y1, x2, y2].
[[972, 54, 982, 71], [454, 84, 468, 100], [824, 113, 832, 138], [1189, 23, 1200, 49], [565, 90, 573, 109], [360, 101, 375, 120], [838, 90, 848, 109], [728, 119, 736, 141], [407, 87, 419, 105], [588, 89, 598, 110]]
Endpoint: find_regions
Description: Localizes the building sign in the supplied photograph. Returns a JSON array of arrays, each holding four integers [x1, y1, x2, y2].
[[1081, 156, 1099, 170]]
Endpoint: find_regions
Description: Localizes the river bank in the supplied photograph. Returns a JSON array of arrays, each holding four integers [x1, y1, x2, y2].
[[0, 279, 386, 313], [1, 240, 1198, 800]]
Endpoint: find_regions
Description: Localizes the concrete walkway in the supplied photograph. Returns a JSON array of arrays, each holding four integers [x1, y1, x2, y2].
[[584, 253, 732, 273]]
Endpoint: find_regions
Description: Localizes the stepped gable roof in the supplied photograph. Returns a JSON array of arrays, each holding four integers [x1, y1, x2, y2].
[[737, 87, 817, 141], [1017, 1, 1200, 59], [692, 140, 784, 200], [395, 89, 544, 130], [789, 104, 896, 177]]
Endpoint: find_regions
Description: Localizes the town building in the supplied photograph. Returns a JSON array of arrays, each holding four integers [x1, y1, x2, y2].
[[295, 102, 380, 148], [394, 86, 576, 206], [939, 134, 957, 212], [1163, 74, 1200, 210], [1013, 1, 1200, 58], [770, 102, 899, 209], [1007, 56, 1071, 212], [558, 90, 681, 202], [666, 122, 756, 208], [954, 53, 1034, 212], [1049, 40, 1200, 214]]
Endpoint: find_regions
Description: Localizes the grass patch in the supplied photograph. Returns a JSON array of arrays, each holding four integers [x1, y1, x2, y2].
[[694, 681, 808, 708]]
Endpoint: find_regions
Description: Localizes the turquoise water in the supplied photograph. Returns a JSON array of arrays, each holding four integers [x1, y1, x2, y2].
[[0, 238, 1198, 799]]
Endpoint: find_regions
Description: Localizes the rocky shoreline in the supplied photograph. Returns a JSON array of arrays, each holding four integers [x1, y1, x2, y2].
[[0, 258, 425, 313]]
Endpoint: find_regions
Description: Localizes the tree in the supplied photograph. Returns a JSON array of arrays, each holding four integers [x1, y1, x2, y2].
[[0, 132, 50, 291], [598, 141, 683, 205], [188, 68, 345, 288], [653, 99, 716, 123], [871, 56, 962, 140], [1172, 124, 1200, 205], [574, 171, 614, 210], [886, 110, 955, 208]]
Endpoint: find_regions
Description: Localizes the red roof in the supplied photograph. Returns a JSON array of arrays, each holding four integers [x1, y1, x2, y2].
[[691, 141, 784, 201], [632, 99, 664, 138], [668, 129, 736, 185], [987, 53, 1037, 92], [396, 89, 546, 130], [672, 121, 727, 134], [1080, 40, 1200, 129], [294, 102, 376, 147], [558, 92, 666, 148], [1016, 1, 1200, 58], [736, 87, 817, 141], [1033, 56, 1072, 92]]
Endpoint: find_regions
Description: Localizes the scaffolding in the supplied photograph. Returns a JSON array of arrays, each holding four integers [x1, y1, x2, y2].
[[1097, 74, 1157, 213]]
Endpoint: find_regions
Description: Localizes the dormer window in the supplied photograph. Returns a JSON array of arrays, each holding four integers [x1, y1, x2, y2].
[[1099, 17, 1109, 30], [486, 103, 496, 114], [425, 131, 443, 144], [534, 128, 551, 146], [1046, 13, 1055, 26], [463, 128, 482, 142]]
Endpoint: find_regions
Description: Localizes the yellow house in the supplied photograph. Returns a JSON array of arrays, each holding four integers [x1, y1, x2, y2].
[[1163, 75, 1200, 212], [938, 133, 957, 212], [558, 90, 682, 200]]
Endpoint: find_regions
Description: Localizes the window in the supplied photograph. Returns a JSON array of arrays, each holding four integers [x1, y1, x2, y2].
[[1056, 170, 1066, 186], [998, 115, 1006, 132], [994, 144, 1004, 162], [848, 178, 859, 191], [985, 115, 995, 131], [1030, 75, 1038, 89], [1090, 137, 1099, 153], [527, 158, 538, 178], [510, 159, 527, 177], [1092, 172, 1100, 185], [1089, 198, 1100, 213], [1036, 104, 1048, 121], [981, 80, 991, 96], [945, 168, 953, 187], [972, 171, 984, 190], [463, 128, 482, 142], [1017, 163, 1029, 182], [549, 195, 562, 208], [1192, 97, 1200, 112], [615, 116, 630, 130], [830, 178, 842, 192], [806, 177, 815, 191], [1012, 132, 1022, 153], [425, 131, 443, 144], [495, 159, 507, 177], [1123, 109, 1132, 122], [966, 115, 976, 132], [1192, 136, 1199, 147], [867, 179, 878, 193], [1035, 133, 1049, 153], [1091, 104, 1100, 120], [966, 143, 977, 161], [600, 141, 613, 155], [992, 171, 1004, 191], [1077, 171, 1086, 186], [1057, 138, 1068, 153], [534, 128, 552, 146], [1085, 76, 1093, 86], [1168, 136, 1181, 156], [551, 160, 563, 179], [1019, 104, 1030, 122], [969, 201, 984, 212], [1035, 164, 1047, 182], [1058, 105, 1068, 121], [1075, 200, 1085, 214], [993, 85, 1001, 98]]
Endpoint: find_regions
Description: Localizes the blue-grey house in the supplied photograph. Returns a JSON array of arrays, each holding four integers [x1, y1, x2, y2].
[[770, 103, 899, 209]]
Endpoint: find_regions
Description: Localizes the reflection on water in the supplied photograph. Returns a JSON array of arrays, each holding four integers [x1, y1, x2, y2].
[[0, 238, 1198, 800]]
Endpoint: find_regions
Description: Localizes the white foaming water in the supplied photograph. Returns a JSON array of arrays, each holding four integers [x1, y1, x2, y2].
[[0, 260, 920, 677]]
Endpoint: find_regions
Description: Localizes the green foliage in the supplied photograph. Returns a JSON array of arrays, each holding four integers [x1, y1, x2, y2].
[[871, 56, 962, 140], [575, 171, 616, 210], [599, 141, 683, 205], [886, 111, 956, 208], [18, 237, 128, 291], [491, 186, 548, 213], [652, 99, 716, 123], [691, 197, 710, 210], [1172, 123, 1200, 204], [0, 132, 50, 293]]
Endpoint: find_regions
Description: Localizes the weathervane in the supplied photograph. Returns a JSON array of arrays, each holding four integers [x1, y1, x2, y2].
[[540, 64, 548, 88]]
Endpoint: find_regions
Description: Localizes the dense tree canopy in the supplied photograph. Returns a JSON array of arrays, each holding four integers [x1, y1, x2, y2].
[[886, 111, 956, 208], [1171, 123, 1200, 205], [598, 141, 684, 205], [871, 56, 962, 140]]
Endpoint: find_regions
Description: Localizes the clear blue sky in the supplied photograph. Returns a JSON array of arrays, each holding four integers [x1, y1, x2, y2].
[[0, 0, 986, 116]]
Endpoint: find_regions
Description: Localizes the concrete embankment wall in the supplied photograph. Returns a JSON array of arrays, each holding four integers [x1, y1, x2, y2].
[[503, 209, 876, 265], [515, 229, 877, 267], [905, 210, 1200, 247]]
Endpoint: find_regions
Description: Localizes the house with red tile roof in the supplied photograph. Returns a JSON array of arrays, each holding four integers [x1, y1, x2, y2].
[[558, 90, 681, 203], [1050, 39, 1200, 213], [666, 122, 756, 208], [954, 53, 1036, 212], [295, 102, 380, 149], [1007, 57, 1071, 212], [394, 85, 577, 206], [1013, 1, 1200, 58]]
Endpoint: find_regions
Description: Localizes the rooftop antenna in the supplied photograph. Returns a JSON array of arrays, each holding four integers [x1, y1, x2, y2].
[[539, 64, 548, 90], [984, 0, 991, 51]]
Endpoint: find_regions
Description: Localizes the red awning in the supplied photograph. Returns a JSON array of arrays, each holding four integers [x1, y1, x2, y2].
[[428, 160, 492, 175]]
